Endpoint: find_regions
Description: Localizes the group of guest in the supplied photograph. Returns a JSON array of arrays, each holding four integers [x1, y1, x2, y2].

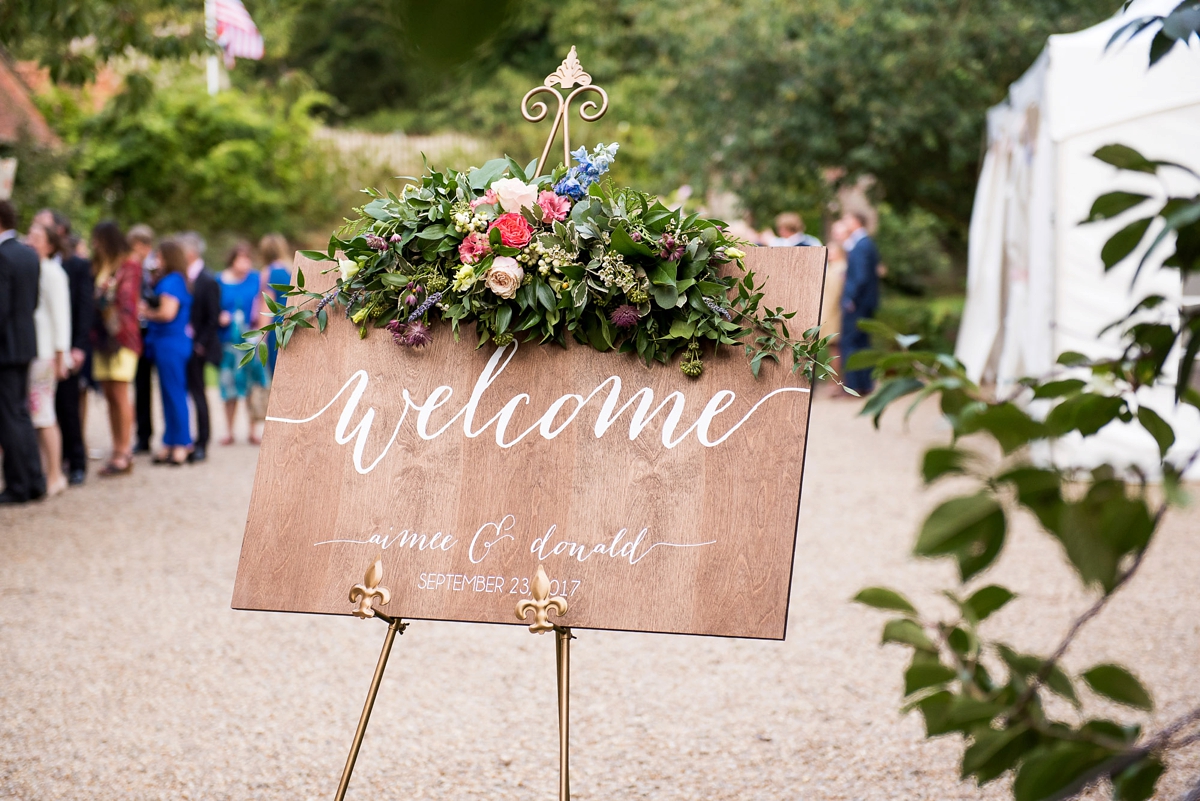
[[727, 209, 881, 397], [0, 198, 293, 504]]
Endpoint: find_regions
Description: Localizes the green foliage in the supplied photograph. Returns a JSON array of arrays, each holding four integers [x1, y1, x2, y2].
[[671, 0, 1109, 252], [69, 84, 347, 240], [0, 0, 207, 85], [1108, 0, 1200, 66], [852, 25, 1200, 798], [872, 296, 963, 355], [252, 150, 838, 382], [874, 203, 954, 296]]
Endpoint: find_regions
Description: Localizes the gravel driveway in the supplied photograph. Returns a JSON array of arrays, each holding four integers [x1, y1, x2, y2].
[[2, 393, 1197, 800]]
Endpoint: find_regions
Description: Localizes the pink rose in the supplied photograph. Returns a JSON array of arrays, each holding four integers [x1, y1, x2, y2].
[[538, 191, 571, 223], [489, 213, 534, 249], [458, 231, 491, 265], [484, 256, 524, 299], [470, 188, 499, 210]]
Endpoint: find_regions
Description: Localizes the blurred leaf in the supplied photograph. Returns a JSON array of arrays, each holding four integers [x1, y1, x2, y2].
[[1056, 351, 1090, 366], [1094, 144, 1159, 174], [962, 723, 1034, 784], [1012, 740, 1113, 801], [882, 619, 938, 652], [1045, 393, 1125, 437], [1136, 406, 1174, 457], [1032, 379, 1085, 399], [1101, 217, 1154, 270], [922, 447, 969, 483], [853, 587, 917, 615], [916, 494, 1006, 581], [961, 402, 1046, 453], [963, 585, 1015, 622], [1056, 481, 1153, 591], [1111, 757, 1165, 801], [1084, 191, 1151, 222], [905, 662, 956, 696], [1082, 664, 1153, 710], [861, 377, 925, 427]]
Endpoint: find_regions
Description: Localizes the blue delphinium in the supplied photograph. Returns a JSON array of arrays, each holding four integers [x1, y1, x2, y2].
[[555, 143, 620, 200]]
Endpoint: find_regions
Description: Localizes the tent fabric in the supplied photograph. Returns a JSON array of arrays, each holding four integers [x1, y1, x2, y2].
[[957, 0, 1200, 477]]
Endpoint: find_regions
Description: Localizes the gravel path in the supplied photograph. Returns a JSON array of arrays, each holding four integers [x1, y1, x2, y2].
[[2, 392, 1197, 800]]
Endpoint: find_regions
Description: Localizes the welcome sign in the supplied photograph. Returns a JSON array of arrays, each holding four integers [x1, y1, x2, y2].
[[233, 247, 824, 639]]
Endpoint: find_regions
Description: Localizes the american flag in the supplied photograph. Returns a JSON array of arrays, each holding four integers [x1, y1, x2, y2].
[[214, 0, 264, 66]]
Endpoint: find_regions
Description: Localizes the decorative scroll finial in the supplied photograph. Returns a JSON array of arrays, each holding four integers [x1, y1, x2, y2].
[[349, 557, 391, 619], [521, 46, 609, 177], [515, 564, 568, 633]]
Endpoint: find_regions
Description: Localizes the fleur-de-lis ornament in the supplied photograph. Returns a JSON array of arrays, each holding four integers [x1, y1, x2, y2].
[[521, 46, 609, 176], [515, 564, 568, 633], [349, 558, 391, 619]]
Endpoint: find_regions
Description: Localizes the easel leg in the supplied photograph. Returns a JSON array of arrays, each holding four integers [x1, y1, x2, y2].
[[555, 626, 573, 801], [335, 614, 406, 801]]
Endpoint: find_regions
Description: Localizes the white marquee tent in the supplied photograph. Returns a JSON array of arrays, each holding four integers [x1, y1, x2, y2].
[[956, 0, 1200, 476]]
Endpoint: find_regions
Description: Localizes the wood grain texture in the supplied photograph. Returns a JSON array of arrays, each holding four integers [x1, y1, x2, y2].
[[232, 246, 826, 639]]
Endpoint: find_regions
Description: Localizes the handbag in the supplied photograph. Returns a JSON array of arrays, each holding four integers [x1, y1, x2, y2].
[[248, 382, 271, 422]]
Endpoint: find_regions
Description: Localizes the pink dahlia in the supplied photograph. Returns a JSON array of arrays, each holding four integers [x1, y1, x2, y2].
[[610, 304, 641, 328], [538, 190, 571, 223], [470, 188, 499, 210], [458, 231, 491, 265]]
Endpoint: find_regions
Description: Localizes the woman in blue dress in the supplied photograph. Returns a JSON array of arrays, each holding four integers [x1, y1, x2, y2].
[[140, 239, 193, 466], [218, 241, 269, 445], [258, 233, 292, 375]]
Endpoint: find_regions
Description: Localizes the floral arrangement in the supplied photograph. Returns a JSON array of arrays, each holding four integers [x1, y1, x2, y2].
[[250, 144, 836, 381]]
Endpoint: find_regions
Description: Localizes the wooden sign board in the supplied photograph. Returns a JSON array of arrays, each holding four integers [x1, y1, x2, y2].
[[233, 247, 825, 639]]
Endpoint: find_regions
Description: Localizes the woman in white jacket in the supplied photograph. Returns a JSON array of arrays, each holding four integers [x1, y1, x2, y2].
[[26, 222, 72, 496]]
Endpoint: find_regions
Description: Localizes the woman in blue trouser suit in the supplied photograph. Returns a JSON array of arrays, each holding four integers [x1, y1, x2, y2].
[[140, 239, 194, 466]]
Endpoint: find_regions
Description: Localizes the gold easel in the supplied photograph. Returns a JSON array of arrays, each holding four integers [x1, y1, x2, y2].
[[517, 564, 573, 800], [334, 48, 602, 800], [334, 560, 574, 801]]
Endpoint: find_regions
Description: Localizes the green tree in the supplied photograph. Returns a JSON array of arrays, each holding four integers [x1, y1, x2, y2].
[[71, 83, 346, 239], [0, 0, 206, 85], [671, 0, 1110, 257]]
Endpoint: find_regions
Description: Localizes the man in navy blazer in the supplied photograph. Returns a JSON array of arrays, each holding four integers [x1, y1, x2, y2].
[[0, 201, 47, 503], [839, 212, 880, 396]]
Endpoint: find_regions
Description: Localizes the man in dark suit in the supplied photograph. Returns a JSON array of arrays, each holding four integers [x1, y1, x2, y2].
[[839, 212, 880, 396], [127, 224, 156, 454], [181, 232, 221, 462], [37, 210, 94, 485], [0, 201, 47, 503]]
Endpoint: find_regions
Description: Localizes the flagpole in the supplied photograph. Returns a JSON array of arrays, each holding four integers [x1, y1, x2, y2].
[[205, 0, 220, 95]]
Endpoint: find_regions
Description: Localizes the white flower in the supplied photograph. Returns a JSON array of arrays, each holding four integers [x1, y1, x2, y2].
[[490, 177, 538, 214], [453, 264, 477, 292], [338, 258, 361, 282], [484, 256, 524, 299]]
